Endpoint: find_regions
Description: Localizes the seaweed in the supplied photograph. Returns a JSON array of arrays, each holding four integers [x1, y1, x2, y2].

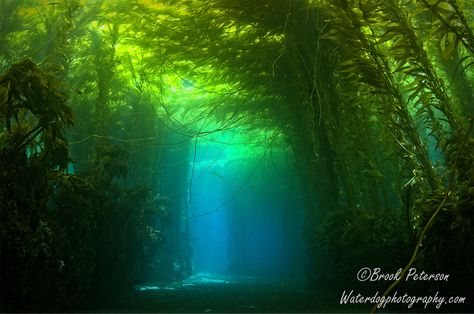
[[0, 0, 472, 312]]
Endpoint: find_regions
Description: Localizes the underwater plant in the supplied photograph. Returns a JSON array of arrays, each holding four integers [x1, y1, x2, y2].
[[0, 0, 472, 312], [0, 59, 73, 168]]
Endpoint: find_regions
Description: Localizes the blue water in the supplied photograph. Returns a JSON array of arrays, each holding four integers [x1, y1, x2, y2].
[[187, 138, 305, 280]]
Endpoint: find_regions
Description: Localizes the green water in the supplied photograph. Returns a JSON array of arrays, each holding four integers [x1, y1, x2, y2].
[[0, 0, 473, 312]]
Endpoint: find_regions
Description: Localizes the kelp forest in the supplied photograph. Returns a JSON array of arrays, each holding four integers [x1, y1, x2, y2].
[[0, 0, 473, 313]]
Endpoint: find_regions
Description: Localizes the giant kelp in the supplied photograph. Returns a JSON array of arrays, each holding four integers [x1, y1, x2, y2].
[[0, 0, 473, 312], [0, 59, 166, 311]]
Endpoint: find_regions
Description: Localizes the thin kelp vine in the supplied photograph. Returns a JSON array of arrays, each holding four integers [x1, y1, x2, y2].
[[0, 0, 472, 312]]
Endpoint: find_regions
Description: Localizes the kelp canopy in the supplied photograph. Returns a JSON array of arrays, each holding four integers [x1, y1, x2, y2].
[[0, 0, 473, 312]]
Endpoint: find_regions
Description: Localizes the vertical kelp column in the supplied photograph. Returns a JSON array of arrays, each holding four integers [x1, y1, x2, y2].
[[0, 2, 202, 310], [254, 2, 474, 309]]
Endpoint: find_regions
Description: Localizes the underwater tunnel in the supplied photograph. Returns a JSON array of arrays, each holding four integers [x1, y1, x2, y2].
[[186, 129, 305, 280], [0, 0, 473, 312]]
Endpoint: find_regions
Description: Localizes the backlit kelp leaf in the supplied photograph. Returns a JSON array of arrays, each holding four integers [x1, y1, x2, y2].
[[407, 85, 425, 104], [461, 60, 474, 72], [375, 27, 398, 45], [435, 1, 455, 13], [419, 91, 434, 105], [440, 31, 459, 59]]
